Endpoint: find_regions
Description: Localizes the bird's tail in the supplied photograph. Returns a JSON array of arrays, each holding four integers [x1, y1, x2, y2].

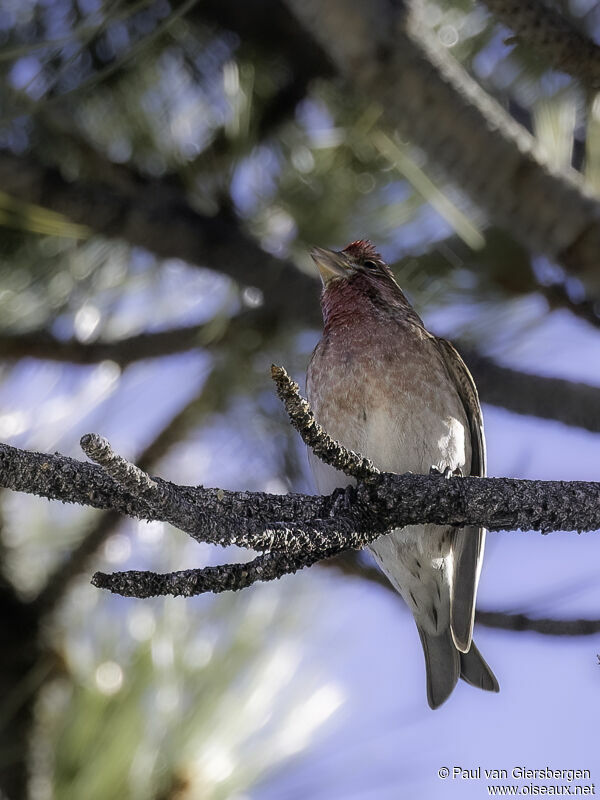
[[417, 626, 499, 709], [459, 640, 500, 693], [417, 626, 459, 709]]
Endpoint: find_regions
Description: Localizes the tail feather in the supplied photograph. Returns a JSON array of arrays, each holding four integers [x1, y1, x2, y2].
[[417, 626, 460, 709], [459, 640, 500, 693], [418, 627, 499, 708], [451, 526, 485, 653]]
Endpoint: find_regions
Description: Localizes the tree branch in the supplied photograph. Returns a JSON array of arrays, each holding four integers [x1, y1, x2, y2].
[[91, 549, 331, 598], [4, 312, 600, 434], [83, 464, 600, 595], [327, 551, 600, 637], [480, 0, 600, 92], [0, 325, 214, 366], [1, 363, 600, 599], [475, 609, 600, 636], [270, 365, 380, 481], [463, 350, 600, 433], [6, 433, 596, 540], [0, 151, 321, 325]]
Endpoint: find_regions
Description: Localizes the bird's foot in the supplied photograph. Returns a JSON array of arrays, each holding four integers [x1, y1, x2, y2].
[[331, 484, 356, 513], [429, 465, 463, 479]]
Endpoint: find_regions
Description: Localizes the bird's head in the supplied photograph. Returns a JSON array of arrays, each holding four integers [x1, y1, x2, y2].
[[310, 239, 391, 285], [310, 240, 410, 327]]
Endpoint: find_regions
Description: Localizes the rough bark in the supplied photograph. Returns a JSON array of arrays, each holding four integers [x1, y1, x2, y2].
[[1, 435, 599, 600]]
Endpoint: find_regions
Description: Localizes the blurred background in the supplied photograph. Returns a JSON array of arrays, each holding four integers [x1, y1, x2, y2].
[[1, 0, 600, 797]]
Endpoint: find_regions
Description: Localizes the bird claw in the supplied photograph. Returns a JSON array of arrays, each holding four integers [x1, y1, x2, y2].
[[429, 465, 462, 479], [331, 484, 356, 513]]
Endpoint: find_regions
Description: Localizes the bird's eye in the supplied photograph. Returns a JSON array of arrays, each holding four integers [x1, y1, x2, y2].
[[363, 260, 378, 270]]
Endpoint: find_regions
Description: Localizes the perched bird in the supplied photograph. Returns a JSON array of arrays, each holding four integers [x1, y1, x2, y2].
[[306, 240, 499, 709]]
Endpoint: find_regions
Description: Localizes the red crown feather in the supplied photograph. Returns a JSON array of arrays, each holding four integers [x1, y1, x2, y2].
[[342, 239, 382, 261]]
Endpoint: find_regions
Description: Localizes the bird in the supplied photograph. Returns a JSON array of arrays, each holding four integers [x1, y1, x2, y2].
[[306, 239, 499, 709]]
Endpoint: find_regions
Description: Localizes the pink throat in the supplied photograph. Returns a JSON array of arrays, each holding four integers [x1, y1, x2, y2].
[[320, 272, 398, 332]]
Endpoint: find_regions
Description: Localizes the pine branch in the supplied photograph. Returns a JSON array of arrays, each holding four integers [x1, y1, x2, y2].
[[91, 550, 331, 598], [1, 367, 599, 598], [3, 318, 600, 434], [0, 325, 212, 366], [480, 0, 600, 92], [326, 551, 600, 637], [475, 609, 600, 637], [0, 151, 320, 326], [463, 350, 600, 433]]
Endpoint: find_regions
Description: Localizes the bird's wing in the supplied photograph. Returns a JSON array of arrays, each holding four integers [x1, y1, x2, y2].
[[435, 337, 486, 653]]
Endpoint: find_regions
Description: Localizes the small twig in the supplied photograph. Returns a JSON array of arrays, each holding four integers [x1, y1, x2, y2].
[[79, 432, 368, 553], [92, 548, 336, 598], [81, 434, 160, 500], [475, 609, 600, 637], [270, 364, 380, 482]]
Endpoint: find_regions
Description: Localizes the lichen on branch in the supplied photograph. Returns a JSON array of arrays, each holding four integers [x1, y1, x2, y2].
[[0, 367, 599, 599]]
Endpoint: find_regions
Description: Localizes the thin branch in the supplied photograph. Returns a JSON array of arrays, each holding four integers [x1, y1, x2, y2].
[[4, 316, 600, 434], [480, 0, 600, 92], [270, 364, 379, 481], [463, 349, 600, 433], [0, 304, 289, 369], [92, 548, 333, 598], [326, 551, 600, 637], [0, 325, 212, 366], [475, 609, 600, 637]]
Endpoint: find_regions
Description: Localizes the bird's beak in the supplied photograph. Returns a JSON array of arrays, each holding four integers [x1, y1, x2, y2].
[[310, 246, 349, 285]]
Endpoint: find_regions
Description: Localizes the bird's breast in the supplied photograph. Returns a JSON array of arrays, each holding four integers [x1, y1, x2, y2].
[[306, 325, 470, 485]]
